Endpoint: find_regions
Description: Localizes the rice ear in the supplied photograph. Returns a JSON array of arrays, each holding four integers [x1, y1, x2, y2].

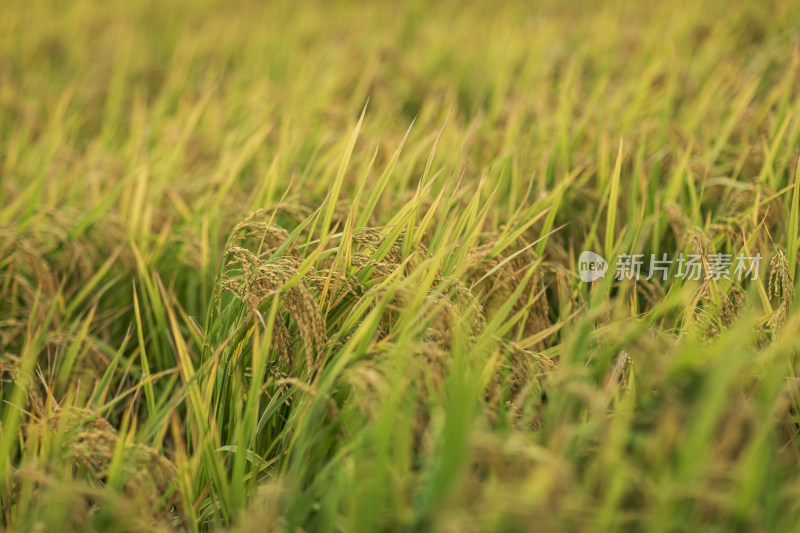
[[768, 249, 793, 334], [221, 246, 326, 370]]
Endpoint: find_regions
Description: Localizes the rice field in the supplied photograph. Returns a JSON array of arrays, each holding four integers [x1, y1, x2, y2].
[[3, 0, 800, 531]]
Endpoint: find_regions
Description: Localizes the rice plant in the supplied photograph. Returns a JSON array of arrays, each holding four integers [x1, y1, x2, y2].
[[3, 0, 800, 531]]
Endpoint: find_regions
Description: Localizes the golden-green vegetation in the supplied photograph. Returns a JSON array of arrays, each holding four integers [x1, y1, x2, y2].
[[3, 0, 800, 530]]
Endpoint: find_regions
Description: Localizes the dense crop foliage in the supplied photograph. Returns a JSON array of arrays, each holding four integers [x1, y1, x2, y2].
[[3, 0, 800, 531]]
